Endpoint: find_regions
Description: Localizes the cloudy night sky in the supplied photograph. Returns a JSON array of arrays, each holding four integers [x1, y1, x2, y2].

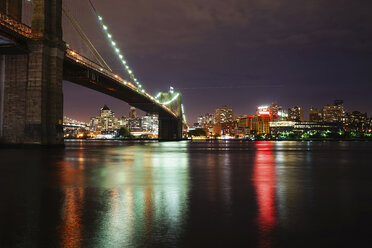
[[61, 0, 372, 123]]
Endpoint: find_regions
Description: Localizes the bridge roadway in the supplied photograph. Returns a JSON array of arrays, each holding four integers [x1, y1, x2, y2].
[[0, 9, 185, 144], [0, 11, 179, 120]]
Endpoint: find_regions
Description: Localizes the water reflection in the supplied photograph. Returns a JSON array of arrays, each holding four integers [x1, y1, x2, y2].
[[2, 141, 372, 247], [253, 141, 276, 247], [57, 142, 189, 248]]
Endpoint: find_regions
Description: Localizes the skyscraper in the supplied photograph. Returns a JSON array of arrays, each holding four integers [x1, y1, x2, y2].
[[322, 100, 345, 123], [215, 105, 234, 124], [309, 107, 322, 122], [288, 106, 304, 122], [344, 111, 368, 132], [129, 107, 137, 119], [89, 105, 119, 132]]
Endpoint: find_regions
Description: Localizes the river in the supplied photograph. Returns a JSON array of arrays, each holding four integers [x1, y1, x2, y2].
[[1, 140, 371, 247]]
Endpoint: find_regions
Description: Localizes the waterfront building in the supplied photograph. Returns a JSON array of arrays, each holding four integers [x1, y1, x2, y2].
[[215, 105, 234, 124], [252, 115, 271, 134], [197, 116, 204, 127], [322, 100, 345, 123], [270, 121, 342, 134], [141, 114, 159, 133], [89, 105, 120, 132], [344, 111, 369, 132], [129, 107, 137, 119], [236, 115, 253, 136], [309, 107, 322, 122], [127, 117, 142, 130], [269, 102, 288, 121], [288, 106, 304, 122]]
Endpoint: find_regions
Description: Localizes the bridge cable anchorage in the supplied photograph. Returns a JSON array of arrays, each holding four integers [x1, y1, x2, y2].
[[62, 5, 112, 72], [87, 0, 146, 94]]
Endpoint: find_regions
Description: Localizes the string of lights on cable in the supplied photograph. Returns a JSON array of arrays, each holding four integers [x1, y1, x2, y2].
[[88, 0, 145, 93]]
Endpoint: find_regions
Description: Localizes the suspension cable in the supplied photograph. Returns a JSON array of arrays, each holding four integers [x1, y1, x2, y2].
[[87, 0, 146, 93], [62, 4, 113, 71]]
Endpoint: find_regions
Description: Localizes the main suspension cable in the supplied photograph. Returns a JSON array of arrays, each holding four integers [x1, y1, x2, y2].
[[62, 4, 113, 71]]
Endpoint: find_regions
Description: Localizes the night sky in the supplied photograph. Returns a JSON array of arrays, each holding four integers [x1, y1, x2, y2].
[[62, 0, 372, 123]]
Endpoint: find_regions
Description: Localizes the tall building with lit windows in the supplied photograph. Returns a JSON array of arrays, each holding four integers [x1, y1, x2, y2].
[[129, 107, 137, 119], [215, 105, 234, 124], [344, 111, 368, 132], [322, 100, 345, 123], [309, 107, 322, 122], [89, 105, 120, 132], [288, 106, 304, 122]]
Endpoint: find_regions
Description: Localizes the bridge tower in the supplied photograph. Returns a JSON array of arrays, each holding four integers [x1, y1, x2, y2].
[[0, 0, 65, 146], [157, 91, 183, 141]]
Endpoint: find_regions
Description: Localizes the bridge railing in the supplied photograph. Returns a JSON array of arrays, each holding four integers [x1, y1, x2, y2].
[[65, 49, 178, 118], [0, 12, 35, 38]]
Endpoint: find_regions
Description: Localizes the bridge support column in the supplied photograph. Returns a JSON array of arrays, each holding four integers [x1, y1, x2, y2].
[[158, 114, 182, 141], [0, 0, 64, 146]]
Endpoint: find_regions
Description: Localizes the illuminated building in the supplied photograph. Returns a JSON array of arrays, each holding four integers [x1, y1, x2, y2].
[[288, 106, 304, 122], [221, 122, 236, 136], [252, 116, 271, 134], [249, 106, 272, 134], [127, 117, 141, 130], [236, 115, 253, 136], [89, 105, 120, 132], [270, 121, 342, 134], [322, 100, 345, 123], [237, 115, 253, 129], [344, 111, 368, 132], [269, 102, 288, 121], [309, 107, 322, 122], [198, 116, 204, 127], [215, 105, 234, 124], [129, 107, 137, 119], [141, 114, 159, 133], [269, 102, 280, 119], [257, 106, 271, 119]]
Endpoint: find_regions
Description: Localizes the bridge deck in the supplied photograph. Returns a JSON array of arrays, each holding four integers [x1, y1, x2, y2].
[[64, 49, 178, 119], [0, 12, 184, 123]]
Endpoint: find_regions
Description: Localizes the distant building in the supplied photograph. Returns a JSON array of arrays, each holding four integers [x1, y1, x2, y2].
[[344, 111, 368, 132], [127, 118, 141, 130], [269, 102, 280, 120], [322, 100, 345, 123], [141, 114, 159, 133], [89, 105, 120, 132], [288, 106, 304, 122], [252, 115, 271, 134], [237, 115, 253, 136], [197, 113, 215, 127], [270, 121, 342, 134], [309, 107, 322, 122], [129, 107, 137, 119], [215, 105, 234, 124]]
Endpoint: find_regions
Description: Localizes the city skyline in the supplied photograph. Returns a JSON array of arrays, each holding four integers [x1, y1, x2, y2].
[[65, 90, 371, 124], [62, 0, 372, 124], [2, 2, 372, 247]]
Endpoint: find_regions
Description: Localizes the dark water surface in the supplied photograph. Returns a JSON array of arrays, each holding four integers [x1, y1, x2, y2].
[[1, 141, 372, 248]]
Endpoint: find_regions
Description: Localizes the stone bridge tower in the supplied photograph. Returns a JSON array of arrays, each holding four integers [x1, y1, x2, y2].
[[0, 0, 65, 146], [157, 91, 183, 141]]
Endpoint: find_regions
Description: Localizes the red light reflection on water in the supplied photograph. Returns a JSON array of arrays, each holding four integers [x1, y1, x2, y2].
[[59, 188, 84, 248], [253, 141, 276, 247]]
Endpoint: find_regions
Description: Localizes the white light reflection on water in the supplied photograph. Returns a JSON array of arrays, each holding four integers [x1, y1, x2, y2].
[[57, 142, 190, 248]]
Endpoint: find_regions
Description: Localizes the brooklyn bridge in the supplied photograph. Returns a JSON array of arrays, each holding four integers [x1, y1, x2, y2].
[[0, 0, 187, 145]]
